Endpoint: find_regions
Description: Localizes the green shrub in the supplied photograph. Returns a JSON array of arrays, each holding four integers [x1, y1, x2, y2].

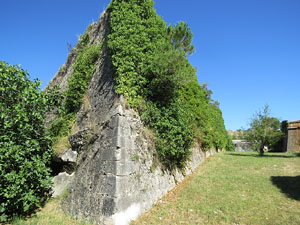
[[49, 33, 102, 143], [142, 102, 194, 168], [108, 0, 232, 168], [64, 41, 102, 114], [48, 114, 75, 142], [179, 81, 232, 151], [108, 0, 166, 105], [0, 61, 56, 222], [108, 0, 195, 168]]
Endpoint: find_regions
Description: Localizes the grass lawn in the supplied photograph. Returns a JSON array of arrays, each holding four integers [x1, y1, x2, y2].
[[131, 151, 300, 225], [11, 198, 91, 225], [12, 151, 300, 225]]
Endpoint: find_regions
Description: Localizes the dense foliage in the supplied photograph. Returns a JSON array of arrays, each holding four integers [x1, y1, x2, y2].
[[0, 61, 57, 222], [64, 34, 102, 114], [179, 81, 233, 151], [108, 0, 232, 168], [244, 105, 283, 156]]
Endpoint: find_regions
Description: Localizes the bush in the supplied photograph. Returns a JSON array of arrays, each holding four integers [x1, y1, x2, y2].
[[64, 41, 102, 114], [49, 33, 102, 143], [0, 61, 55, 222], [48, 114, 75, 142], [108, 0, 232, 168], [141, 101, 194, 168]]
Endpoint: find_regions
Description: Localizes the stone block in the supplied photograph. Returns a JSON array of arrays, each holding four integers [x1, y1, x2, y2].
[[116, 160, 136, 176], [98, 175, 116, 196], [102, 197, 116, 216], [109, 115, 119, 128], [112, 135, 125, 148], [118, 116, 127, 128], [52, 172, 74, 197], [115, 176, 132, 198], [106, 126, 130, 139], [118, 126, 131, 137], [115, 196, 136, 212], [100, 149, 117, 161], [60, 148, 78, 162], [112, 105, 125, 116], [124, 137, 135, 149], [95, 160, 116, 175]]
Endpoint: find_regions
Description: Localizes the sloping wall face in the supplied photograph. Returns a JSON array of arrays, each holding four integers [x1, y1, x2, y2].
[[47, 11, 216, 225], [45, 12, 110, 93], [287, 120, 300, 153], [64, 99, 215, 225]]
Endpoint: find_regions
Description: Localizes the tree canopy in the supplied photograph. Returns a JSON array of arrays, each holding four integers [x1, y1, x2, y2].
[[0, 61, 57, 222], [244, 105, 283, 156], [167, 21, 195, 56], [108, 0, 233, 168]]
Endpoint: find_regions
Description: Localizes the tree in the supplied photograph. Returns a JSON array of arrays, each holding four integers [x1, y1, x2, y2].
[[244, 105, 283, 156], [167, 21, 195, 56], [0, 61, 57, 222]]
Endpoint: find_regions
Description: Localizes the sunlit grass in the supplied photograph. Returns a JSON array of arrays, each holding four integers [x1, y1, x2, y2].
[[12, 152, 300, 225], [11, 198, 92, 225], [131, 152, 300, 225], [52, 136, 71, 156]]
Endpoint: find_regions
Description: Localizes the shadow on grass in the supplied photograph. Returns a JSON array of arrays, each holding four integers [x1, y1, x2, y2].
[[271, 176, 300, 201], [227, 153, 298, 158]]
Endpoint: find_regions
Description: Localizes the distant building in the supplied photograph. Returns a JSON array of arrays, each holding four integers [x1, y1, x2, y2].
[[232, 140, 253, 152], [287, 120, 300, 152]]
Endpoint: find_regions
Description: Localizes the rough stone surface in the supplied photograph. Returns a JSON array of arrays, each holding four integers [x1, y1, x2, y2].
[[287, 120, 300, 152], [232, 140, 254, 152], [68, 128, 98, 154], [60, 149, 78, 163], [47, 10, 217, 225], [52, 172, 74, 198]]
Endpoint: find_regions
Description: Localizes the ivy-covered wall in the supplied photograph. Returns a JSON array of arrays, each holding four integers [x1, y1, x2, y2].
[[107, 0, 233, 168], [48, 31, 102, 144]]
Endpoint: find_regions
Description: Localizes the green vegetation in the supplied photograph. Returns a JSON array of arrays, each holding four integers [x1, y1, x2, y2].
[[132, 152, 300, 225], [0, 28, 102, 221], [0, 61, 59, 222], [11, 198, 92, 225], [108, 0, 232, 168], [0, 30, 102, 220], [48, 113, 75, 142], [48, 32, 102, 146], [64, 36, 102, 114], [244, 105, 284, 156], [179, 81, 234, 151]]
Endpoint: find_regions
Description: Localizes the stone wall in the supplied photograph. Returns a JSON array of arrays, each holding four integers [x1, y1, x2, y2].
[[62, 97, 215, 225], [287, 120, 300, 153], [48, 10, 216, 225], [232, 140, 253, 152]]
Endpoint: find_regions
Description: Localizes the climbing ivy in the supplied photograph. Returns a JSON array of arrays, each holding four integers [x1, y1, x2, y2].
[[108, 0, 232, 168], [108, 0, 166, 105], [48, 32, 102, 142], [64, 37, 102, 114]]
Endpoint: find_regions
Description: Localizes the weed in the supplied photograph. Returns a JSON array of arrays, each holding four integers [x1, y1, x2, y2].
[[135, 172, 142, 181], [131, 154, 139, 162], [52, 136, 71, 156]]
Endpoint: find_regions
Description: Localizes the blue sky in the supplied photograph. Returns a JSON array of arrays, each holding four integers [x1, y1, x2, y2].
[[1, 0, 299, 130]]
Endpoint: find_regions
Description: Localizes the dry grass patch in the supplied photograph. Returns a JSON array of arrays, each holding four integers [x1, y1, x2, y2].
[[52, 136, 71, 155]]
